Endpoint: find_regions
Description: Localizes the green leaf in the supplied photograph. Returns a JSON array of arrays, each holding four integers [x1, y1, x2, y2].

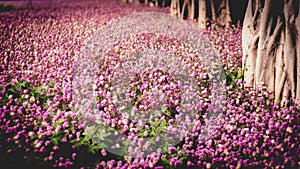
[[88, 148, 96, 154], [91, 145, 102, 151], [98, 142, 108, 149], [161, 157, 170, 165], [237, 68, 243, 80], [34, 86, 43, 94], [19, 81, 29, 87], [165, 111, 171, 117], [178, 156, 187, 163], [61, 103, 70, 111], [122, 140, 130, 147], [48, 82, 55, 88], [7, 87, 15, 93], [149, 138, 156, 144], [161, 107, 168, 112], [74, 142, 82, 148], [51, 138, 59, 145]]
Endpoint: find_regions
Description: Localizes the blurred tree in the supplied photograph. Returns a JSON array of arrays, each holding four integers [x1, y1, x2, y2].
[[27, 0, 33, 9], [170, 0, 247, 29], [197, 0, 232, 28], [121, 0, 170, 7], [242, 0, 300, 106], [121, 0, 140, 4]]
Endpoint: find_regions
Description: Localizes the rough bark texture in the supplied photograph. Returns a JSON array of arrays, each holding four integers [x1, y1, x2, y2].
[[242, 0, 300, 106], [216, 0, 231, 27]]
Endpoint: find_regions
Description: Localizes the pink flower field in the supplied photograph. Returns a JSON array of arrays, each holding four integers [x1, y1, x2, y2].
[[0, 0, 299, 169]]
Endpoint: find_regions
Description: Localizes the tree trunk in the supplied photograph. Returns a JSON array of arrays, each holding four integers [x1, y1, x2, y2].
[[27, 0, 33, 9], [188, 0, 195, 20], [155, 0, 159, 6], [179, 0, 195, 19], [242, 0, 300, 106], [162, 0, 166, 7], [209, 0, 217, 22], [170, 0, 246, 29], [121, 0, 140, 4], [217, 0, 232, 27], [170, 0, 181, 17], [198, 0, 207, 29], [181, 0, 189, 18]]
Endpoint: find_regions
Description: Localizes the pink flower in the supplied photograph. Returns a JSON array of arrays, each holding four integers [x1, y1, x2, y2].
[[72, 153, 77, 159], [101, 149, 107, 156]]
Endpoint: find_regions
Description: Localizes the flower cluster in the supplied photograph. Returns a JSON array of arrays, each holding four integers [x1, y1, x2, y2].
[[203, 23, 243, 73], [0, 0, 299, 169], [183, 85, 300, 169], [0, 1, 169, 168]]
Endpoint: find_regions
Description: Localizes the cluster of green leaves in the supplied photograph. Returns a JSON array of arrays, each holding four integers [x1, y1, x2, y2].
[[0, 79, 55, 168], [160, 146, 189, 169], [129, 86, 143, 106], [137, 113, 168, 138], [83, 125, 114, 154], [0, 79, 116, 168], [226, 68, 243, 87], [94, 80, 190, 167]]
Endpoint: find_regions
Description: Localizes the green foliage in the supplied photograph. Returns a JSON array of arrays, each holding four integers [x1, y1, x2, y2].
[[226, 68, 243, 87], [160, 146, 188, 169], [0, 79, 112, 168], [82, 125, 113, 151], [0, 80, 48, 108]]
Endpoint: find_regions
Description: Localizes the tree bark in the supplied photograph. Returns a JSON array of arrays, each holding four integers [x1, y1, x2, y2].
[[198, 0, 207, 29], [181, 0, 187, 18], [209, 0, 217, 22], [189, 0, 195, 20], [217, 0, 232, 27], [170, 0, 181, 17], [179, 0, 195, 19], [155, 0, 159, 6], [242, 0, 300, 106], [162, 0, 166, 7], [170, 0, 246, 29]]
